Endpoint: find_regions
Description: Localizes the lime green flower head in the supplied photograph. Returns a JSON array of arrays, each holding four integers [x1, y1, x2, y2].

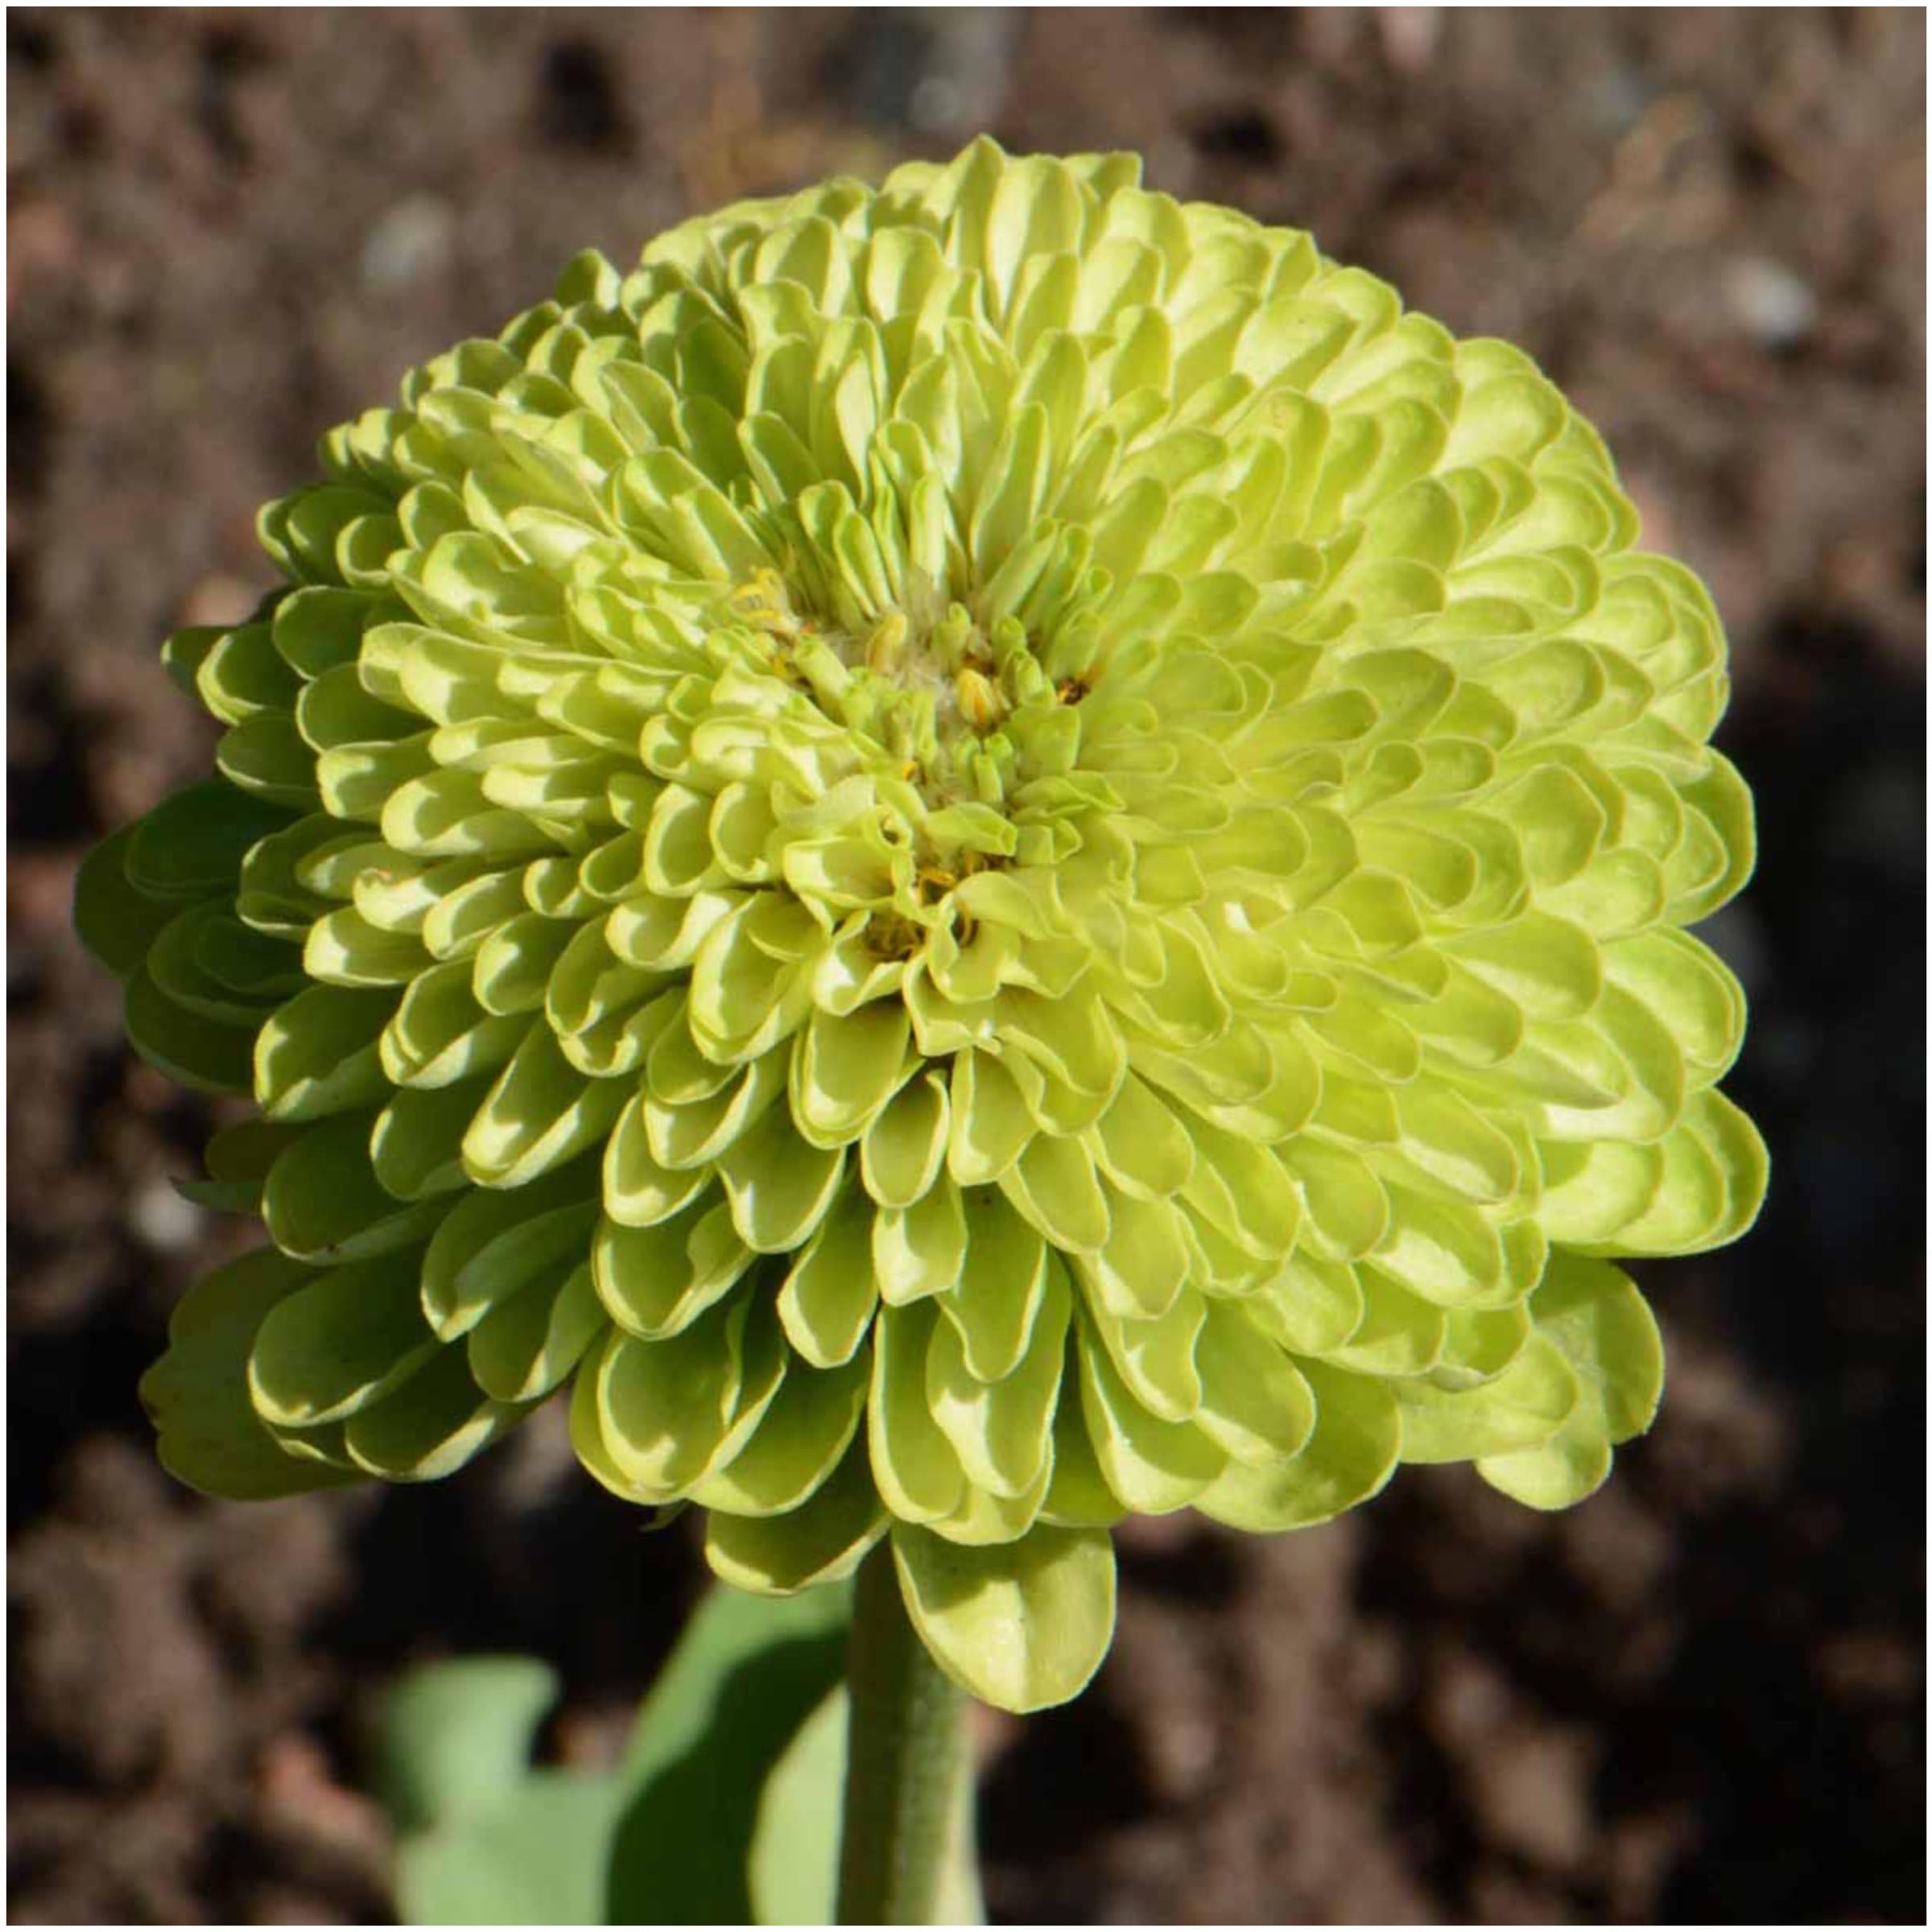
[[80, 139, 1765, 1713]]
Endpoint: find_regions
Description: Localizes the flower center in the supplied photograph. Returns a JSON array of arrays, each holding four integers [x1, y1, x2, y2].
[[727, 566, 1067, 812], [848, 604, 1009, 741]]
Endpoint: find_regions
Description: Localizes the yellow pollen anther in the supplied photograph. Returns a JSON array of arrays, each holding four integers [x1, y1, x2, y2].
[[731, 568, 798, 636], [865, 612, 910, 674], [955, 667, 1002, 732]]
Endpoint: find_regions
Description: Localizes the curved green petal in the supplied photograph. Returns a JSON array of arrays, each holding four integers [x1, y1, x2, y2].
[[139, 1249, 362, 1501], [1476, 1253, 1664, 1509], [704, 1435, 889, 1594], [890, 1521, 1117, 1714], [1195, 1360, 1401, 1532]]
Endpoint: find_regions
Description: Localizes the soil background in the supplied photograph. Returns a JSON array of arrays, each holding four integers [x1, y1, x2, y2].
[[7, 10, 1926, 1925]]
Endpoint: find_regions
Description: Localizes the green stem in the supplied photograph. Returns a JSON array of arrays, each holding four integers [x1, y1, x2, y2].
[[836, 1540, 969, 1926]]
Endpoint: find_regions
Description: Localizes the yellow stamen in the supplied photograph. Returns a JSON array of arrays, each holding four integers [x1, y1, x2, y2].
[[955, 667, 1002, 732], [731, 568, 798, 636], [865, 611, 910, 674]]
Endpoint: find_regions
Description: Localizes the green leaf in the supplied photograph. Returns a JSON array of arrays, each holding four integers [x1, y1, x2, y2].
[[748, 1687, 984, 1927], [604, 1581, 852, 1925], [746, 1689, 847, 1927], [379, 1587, 862, 1927], [376, 1655, 563, 1833], [397, 1773, 620, 1927]]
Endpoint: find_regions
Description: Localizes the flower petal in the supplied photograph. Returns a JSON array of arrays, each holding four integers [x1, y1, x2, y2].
[[890, 1521, 1116, 1714]]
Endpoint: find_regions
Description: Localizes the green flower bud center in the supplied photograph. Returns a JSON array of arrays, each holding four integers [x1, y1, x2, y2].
[[728, 557, 1083, 834]]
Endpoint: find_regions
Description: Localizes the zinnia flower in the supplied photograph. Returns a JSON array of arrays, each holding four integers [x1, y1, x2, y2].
[[80, 139, 1765, 1712]]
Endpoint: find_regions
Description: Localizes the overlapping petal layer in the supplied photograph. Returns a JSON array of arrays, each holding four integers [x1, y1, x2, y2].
[[83, 139, 1765, 1711]]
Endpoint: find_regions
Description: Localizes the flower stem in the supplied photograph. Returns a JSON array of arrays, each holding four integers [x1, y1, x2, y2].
[[836, 1540, 971, 1925]]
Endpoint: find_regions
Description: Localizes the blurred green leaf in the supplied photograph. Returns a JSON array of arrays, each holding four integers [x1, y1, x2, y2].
[[375, 1654, 561, 1833], [750, 1688, 984, 1927], [605, 1581, 851, 1925], [376, 1586, 882, 1926], [378, 1655, 622, 1927], [396, 1772, 619, 1928], [747, 1688, 847, 1926]]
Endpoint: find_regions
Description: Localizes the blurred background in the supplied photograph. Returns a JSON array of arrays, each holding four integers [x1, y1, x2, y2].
[[7, 9, 1924, 1924]]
